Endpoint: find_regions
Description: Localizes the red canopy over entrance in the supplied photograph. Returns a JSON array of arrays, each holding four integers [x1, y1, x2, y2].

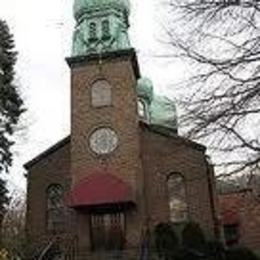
[[66, 171, 134, 208], [221, 210, 240, 225]]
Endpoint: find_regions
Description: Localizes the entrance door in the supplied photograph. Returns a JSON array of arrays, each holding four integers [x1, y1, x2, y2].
[[90, 212, 125, 251]]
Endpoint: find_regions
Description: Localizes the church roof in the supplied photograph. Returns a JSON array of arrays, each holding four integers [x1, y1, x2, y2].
[[139, 121, 206, 152], [24, 136, 70, 170]]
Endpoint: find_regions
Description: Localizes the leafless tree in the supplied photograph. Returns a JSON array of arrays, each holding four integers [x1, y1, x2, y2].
[[163, 0, 260, 177], [1, 189, 26, 258]]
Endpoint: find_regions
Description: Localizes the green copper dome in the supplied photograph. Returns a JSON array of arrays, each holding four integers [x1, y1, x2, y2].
[[74, 0, 130, 20], [150, 95, 178, 131], [137, 77, 154, 104], [72, 0, 131, 56], [136, 76, 178, 132]]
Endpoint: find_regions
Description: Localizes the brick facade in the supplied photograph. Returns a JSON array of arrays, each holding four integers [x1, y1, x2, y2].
[[26, 138, 71, 241], [25, 50, 218, 258], [219, 190, 260, 254], [140, 124, 216, 237]]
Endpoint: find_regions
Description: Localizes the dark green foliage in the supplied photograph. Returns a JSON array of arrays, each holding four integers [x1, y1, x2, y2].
[[0, 19, 24, 170], [182, 222, 206, 251], [226, 247, 260, 260], [154, 222, 179, 260], [0, 19, 24, 227], [175, 241, 225, 260], [205, 241, 226, 260], [0, 179, 8, 219], [153, 222, 259, 260]]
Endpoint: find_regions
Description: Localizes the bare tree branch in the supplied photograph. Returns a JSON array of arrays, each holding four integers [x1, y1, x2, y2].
[[163, 0, 260, 176]]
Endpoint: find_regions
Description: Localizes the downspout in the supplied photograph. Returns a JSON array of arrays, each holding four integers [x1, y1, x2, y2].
[[139, 125, 151, 260], [205, 156, 220, 240]]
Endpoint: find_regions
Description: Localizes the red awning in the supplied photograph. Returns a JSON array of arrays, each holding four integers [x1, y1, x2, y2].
[[66, 171, 134, 208], [221, 210, 240, 225], [219, 193, 241, 225]]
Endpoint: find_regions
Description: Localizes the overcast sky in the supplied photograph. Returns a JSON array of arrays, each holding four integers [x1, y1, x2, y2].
[[0, 0, 183, 191]]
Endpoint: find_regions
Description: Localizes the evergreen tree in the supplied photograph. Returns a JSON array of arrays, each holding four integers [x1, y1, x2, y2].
[[226, 247, 260, 260], [0, 19, 24, 230]]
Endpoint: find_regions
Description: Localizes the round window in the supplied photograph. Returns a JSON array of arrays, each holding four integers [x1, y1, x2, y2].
[[89, 127, 118, 155]]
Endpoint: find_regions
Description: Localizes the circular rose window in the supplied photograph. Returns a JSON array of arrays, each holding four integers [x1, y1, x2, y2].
[[89, 127, 118, 155]]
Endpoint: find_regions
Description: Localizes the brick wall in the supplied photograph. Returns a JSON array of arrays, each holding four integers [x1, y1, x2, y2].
[[70, 54, 142, 192], [220, 190, 260, 253], [25, 51, 218, 256], [68, 52, 145, 250], [140, 124, 216, 238], [26, 140, 71, 241]]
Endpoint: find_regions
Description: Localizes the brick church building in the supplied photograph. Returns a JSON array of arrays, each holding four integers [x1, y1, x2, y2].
[[25, 0, 219, 258]]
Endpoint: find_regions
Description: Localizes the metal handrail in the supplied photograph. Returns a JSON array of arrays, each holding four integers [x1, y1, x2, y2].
[[38, 239, 55, 260]]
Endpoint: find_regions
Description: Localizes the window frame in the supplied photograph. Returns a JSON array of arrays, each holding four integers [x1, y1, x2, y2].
[[89, 22, 97, 41], [166, 172, 189, 223], [91, 79, 113, 108], [138, 99, 147, 120], [46, 184, 64, 233], [224, 223, 240, 247], [101, 19, 111, 39]]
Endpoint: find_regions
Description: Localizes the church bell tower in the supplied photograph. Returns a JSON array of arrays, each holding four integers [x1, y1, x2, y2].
[[66, 0, 144, 250], [68, 0, 142, 189], [66, 1, 144, 248]]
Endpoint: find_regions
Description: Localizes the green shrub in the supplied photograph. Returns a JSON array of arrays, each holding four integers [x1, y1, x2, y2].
[[182, 222, 206, 251], [205, 240, 225, 260], [154, 222, 179, 260], [226, 247, 260, 260]]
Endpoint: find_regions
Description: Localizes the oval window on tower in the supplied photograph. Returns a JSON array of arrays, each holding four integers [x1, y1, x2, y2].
[[91, 80, 112, 108]]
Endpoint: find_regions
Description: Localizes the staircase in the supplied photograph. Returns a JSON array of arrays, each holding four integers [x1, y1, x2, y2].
[[30, 238, 157, 260], [28, 234, 78, 260]]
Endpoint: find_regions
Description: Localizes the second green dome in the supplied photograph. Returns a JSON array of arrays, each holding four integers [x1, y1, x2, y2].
[[137, 77, 154, 103]]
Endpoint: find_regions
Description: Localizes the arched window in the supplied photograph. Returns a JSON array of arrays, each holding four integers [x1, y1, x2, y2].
[[102, 20, 110, 39], [167, 173, 188, 223], [91, 80, 112, 107], [138, 99, 146, 119], [89, 22, 97, 40], [46, 184, 64, 232]]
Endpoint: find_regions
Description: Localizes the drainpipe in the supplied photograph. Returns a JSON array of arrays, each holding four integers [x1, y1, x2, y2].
[[0, 67, 3, 89], [205, 156, 221, 240], [0, 46, 3, 85], [140, 126, 151, 260]]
